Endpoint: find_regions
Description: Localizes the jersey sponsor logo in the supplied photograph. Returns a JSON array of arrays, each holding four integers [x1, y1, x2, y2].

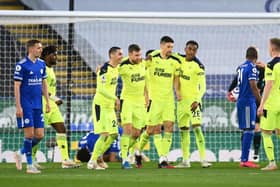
[[101, 75, 106, 83], [110, 77, 117, 85], [28, 78, 42, 86], [131, 73, 145, 82], [153, 68, 172, 78], [180, 74, 190, 80], [49, 79, 56, 88]]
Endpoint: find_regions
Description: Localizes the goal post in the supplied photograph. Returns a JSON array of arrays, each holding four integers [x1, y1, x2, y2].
[[0, 10, 280, 162]]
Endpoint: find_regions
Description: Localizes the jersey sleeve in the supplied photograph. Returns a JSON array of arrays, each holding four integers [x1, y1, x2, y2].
[[197, 64, 206, 100], [171, 53, 182, 76], [228, 75, 238, 92], [174, 60, 181, 76], [265, 64, 274, 81], [248, 66, 258, 80], [14, 63, 24, 81], [42, 64, 47, 79], [98, 71, 117, 100]]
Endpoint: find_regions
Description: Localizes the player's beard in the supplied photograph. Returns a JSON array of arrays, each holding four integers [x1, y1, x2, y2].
[[166, 51, 172, 57]]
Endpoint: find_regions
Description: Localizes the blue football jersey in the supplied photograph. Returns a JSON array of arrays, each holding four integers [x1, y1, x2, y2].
[[78, 132, 99, 153], [236, 60, 258, 102], [78, 127, 122, 153], [14, 57, 47, 109]]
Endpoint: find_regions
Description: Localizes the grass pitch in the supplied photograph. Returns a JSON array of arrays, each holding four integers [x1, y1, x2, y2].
[[0, 162, 279, 187]]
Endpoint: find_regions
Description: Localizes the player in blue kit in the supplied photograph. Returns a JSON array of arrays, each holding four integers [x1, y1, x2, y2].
[[14, 39, 50, 174], [76, 127, 122, 164], [227, 63, 265, 162], [236, 46, 261, 168]]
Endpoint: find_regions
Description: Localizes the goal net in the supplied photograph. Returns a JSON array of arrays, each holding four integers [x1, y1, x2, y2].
[[0, 11, 280, 163]]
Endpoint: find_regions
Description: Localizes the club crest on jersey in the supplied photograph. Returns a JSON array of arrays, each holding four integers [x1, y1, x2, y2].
[[30, 71, 34, 75], [101, 75, 106, 83], [24, 118, 30, 124], [15, 65, 21, 71]]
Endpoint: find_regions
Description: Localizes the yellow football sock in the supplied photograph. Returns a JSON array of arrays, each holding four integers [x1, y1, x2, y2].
[[193, 127, 206, 160], [56, 133, 69, 161], [262, 133, 275, 161], [180, 130, 190, 160]]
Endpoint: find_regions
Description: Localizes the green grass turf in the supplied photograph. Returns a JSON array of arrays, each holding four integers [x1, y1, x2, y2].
[[0, 162, 280, 187]]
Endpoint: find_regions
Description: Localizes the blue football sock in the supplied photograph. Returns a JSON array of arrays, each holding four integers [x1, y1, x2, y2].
[[241, 130, 254, 162], [24, 138, 33, 165]]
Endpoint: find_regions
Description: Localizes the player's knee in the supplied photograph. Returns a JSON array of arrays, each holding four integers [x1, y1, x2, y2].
[[165, 126, 173, 133], [261, 129, 273, 135], [131, 128, 141, 137], [52, 123, 66, 133], [153, 125, 162, 134], [132, 132, 140, 139], [145, 126, 155, 135], [24, 134, 34, 139], [56, 126, 66, 133], [123, 125, 132, 135], [164, 122, 173, 132], [35, 133, 44, 140], [275, 129, 280, 136]]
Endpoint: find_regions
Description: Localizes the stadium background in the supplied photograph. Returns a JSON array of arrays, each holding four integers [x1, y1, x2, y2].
[[0, 0, 280, 163]]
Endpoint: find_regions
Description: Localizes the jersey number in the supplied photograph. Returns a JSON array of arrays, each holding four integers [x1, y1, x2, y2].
[[112, 120, 117, 127], [237, 68, 243, 86]]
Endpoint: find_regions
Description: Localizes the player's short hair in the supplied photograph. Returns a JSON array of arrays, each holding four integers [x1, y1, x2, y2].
[[270, 38, 280, 52], [145, 49, 155, 57], [186, 40, 199, 49], [26, 39, 41, 49], [160, 36, 174, 44], [108, 46, 121, 57], [76, 148, 91, 162], [41, 46, 57, 60], [246, 46, 258, 60], [128, 44, 141, 53]]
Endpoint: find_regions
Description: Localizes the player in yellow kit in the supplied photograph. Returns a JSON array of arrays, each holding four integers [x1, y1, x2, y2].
[[257, 38, 280, 171], [139, 36, 181, 168], [87, 47, 123, 170], [175, 40, 211, 168], [32, 46, 79, 169], [119, 44, 148, 168]]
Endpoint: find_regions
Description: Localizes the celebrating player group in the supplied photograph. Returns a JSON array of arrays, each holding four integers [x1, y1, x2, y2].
[[13, 36, 280, 173]]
